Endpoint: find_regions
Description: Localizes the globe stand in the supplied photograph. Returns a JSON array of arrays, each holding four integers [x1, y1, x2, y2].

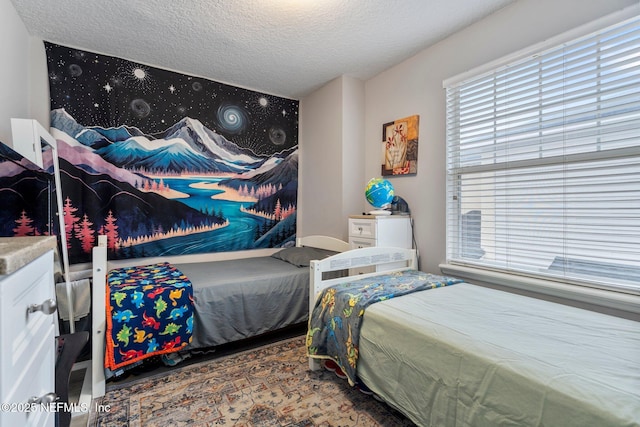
[[368, 209, 392, 216]]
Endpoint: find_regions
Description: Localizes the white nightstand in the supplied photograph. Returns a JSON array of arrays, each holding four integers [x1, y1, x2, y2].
[[348, 215, 412, 249], [348, 215, 412, 273]]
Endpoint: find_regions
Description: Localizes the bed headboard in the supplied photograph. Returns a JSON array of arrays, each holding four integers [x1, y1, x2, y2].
[[309, 246, 417, 311], [296, 235, 351, 252]]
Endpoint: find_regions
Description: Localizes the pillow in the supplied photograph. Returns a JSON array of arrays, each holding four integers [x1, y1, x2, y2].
[[271, 246, 338, 267]]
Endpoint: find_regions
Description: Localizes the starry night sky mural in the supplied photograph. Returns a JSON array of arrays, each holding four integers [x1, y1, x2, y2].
[[44, 42, 299, 264], [45, 43, 298, 155]]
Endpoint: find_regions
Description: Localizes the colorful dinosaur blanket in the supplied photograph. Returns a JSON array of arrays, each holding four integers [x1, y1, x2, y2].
[[307, 270, 462, 385], [105, 262, 194, 370]]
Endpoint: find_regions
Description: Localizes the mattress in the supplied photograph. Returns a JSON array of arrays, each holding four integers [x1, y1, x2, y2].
[[356, 283, 640, 427], [175, 256, 309, 348]]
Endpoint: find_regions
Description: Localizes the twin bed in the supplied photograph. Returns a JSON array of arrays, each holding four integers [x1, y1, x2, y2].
[[88, 235, 350, 399], [86, 240, 639, 426], [307, 246, 640, 427]]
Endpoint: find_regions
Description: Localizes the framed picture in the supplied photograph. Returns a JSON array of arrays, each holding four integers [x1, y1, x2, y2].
[[381, 114, 419, 176]]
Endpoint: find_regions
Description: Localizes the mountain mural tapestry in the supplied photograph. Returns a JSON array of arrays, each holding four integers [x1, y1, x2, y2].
[[0, 142, 56, 238], [45, 42, 299, 264]]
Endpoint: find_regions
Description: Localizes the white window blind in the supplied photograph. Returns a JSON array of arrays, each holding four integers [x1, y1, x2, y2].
[[445, 14, 640, 295]]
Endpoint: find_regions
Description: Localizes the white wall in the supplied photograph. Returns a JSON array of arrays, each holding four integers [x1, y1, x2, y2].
[[340, 76, 365, 227], [28, 39, 51, 128], [0, 0, 30, 144], [4, 0, 637, 267], [299, 75, 365, 241], [299, 78, 345, 239], [361, 0, 638, 274]]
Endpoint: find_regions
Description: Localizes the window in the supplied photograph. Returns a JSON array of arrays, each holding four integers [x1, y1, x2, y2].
[[444, 14, 640, 295]]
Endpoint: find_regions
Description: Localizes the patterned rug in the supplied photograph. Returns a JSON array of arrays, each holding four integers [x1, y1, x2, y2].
[[88, 336, 414, 426]]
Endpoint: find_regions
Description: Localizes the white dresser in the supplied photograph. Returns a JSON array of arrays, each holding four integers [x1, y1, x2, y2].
[[348, 215, 412, 273], [0, 236, 58, 427], [348, 215, 412, 249]]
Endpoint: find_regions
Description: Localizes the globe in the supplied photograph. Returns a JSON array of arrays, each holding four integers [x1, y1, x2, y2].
[[365, 178, 394, 212]]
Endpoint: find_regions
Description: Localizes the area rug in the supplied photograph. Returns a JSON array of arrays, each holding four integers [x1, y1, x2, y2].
[[87, 336, 414, 426]]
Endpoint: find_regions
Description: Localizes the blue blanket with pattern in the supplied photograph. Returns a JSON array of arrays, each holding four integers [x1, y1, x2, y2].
[[306, 270, 462, 385], [105, 262, 194, 369]]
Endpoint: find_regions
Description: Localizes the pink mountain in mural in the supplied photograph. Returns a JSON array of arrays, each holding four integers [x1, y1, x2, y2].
[[51, 109, 274, 175], [50, 131, 145, 188]]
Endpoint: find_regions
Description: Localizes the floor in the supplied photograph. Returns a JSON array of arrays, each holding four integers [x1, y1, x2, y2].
[[66, 323, 307, 426]]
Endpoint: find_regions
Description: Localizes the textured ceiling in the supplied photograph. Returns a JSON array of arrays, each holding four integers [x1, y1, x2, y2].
[[12, 0, 517, 99]]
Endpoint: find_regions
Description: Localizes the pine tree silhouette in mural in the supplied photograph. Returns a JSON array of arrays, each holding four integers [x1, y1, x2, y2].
[[274, 199, 282, 221], [102, 210, 119, 253], [13, 210, 35, 236], [63, 197, 81, 249], [75, 214, 95, 253]]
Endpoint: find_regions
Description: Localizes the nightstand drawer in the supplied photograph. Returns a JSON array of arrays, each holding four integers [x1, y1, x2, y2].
[[349, 219, 376, 239], [350, 238, 375, 249]]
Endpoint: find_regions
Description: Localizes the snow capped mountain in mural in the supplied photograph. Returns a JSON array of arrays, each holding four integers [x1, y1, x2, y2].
[[50, 109, 278, 174], [50, 109, 146, 149], [163, 117, 262, 164], [47, 108, 298, 263]]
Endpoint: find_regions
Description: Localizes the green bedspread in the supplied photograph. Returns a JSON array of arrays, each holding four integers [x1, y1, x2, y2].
[[306, 270, 462, 385]]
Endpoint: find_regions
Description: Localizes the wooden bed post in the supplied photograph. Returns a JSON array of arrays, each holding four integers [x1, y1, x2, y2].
[[309, 358, 322, 371], [91, 236, 108, 398], [309, 260, 323, 371]]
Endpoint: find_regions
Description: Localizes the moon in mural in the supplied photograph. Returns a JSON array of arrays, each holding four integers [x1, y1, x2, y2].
[[121, 64, 152, 91], [192, 81, 203, 91], [130, 98, 151, 118], [68, 64, 83, 77], [268, 126, 286, 146], [133, 68, 147, 79]]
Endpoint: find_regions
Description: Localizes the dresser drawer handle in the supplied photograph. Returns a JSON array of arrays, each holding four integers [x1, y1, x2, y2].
[[27, 392, 58, 405], [27, 298, 57, 315]]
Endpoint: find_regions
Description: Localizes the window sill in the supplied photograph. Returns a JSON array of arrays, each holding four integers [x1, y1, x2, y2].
[[439, 263, 640, 320]]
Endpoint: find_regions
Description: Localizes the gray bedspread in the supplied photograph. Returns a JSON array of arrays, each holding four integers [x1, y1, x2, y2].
[[175, 256, 308, 348], [357, 283, 640, 427]]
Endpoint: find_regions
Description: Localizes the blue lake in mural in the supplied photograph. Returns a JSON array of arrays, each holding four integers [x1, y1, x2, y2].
[[133, 177, 272, 256], [164, 177, 229, 212]]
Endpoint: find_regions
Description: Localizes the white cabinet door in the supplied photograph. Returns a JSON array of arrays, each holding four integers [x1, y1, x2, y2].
[[0, 251, 56, 427]]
